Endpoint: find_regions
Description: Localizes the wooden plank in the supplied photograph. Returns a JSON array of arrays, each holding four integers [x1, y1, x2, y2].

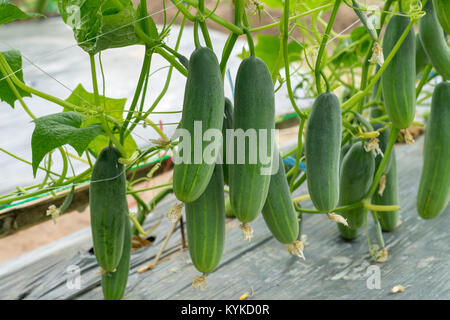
[[0, 136, 449, 300]]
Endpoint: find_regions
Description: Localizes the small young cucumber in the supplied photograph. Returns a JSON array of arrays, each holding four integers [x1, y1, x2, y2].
[[229, 56, 275, 223], [222, 98, 233, 186], [305, 92, 342, 212], [419, 1, 450, 80], [417, 81, 450, 219], [372, 151, 399, 232], [89, 146, 127, 272], [101, 219, 131, 300], [185, 164, 225, 274], [381, 14, 416, 129], [433, 0, 450, 35], [337, 142, 375, 239], [261, 148, 299, 244], [173, 47, 225, 203]]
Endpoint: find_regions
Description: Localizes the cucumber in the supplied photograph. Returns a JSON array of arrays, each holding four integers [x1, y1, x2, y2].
[[261, 148, 299, 244], [222, 98, 233, 186], [89, 146, 127, 272], [372, 150, 399, 232], [185, 164, 225, 274], [101, 219, 131, 300], [419, 1, 450, 80], [415, 33, 430, 75], [381, 14, 416, 129], [433, 0, 450, 35], [173, 47, 225, 202], [337, 142, 375, 239], [305, 92, 342, 212], [417, 81, 450, 219], [229, 56, 275, 223]]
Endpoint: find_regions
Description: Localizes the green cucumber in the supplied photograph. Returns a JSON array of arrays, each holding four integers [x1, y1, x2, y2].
[[415, 33, 430, 76], [419, 1, 450, 80], [372, 150, 399, 232], [229, 56, 275, 223], [417, 81, 450, 219], [261, 148, 299, 244], [381, 14, 416, 129], [101, 219, 131, 300], [89, 146, 127, 272], [433, 0, 450, 35], [337, 142, 375, 239], [222, 98, 233, 186], [173, 47, 224, 202], [185, 164, 225, 274], [305, 92, 342, 212]]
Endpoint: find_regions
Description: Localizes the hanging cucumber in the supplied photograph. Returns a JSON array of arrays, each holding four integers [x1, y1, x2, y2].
[[222, 98, 233, 186], [337, 142, 375, 239], [372, 151, 399, 232], [89, 146, 127, 272], [432, 0, 450, 35], [173, 47, 225, 203], [419, 1, 450, 80], [101, 218, 131, 300], [305, 92, 342, 212], [229, 56, 275, 225], [417, 81, 450, 219], [185, 164, 226, 275], [381, 14, 416, 129], [261, 148, 299, 244]]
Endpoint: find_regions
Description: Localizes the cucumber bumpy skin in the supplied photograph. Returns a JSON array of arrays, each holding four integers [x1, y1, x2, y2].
[[229, 56, 275, 224], [381, 14, 416, 129], [173, 47, 225, 203], [89, 146, 127, 272], [185, 164, 226, 274], [417, 81, 450, 219], [305, 92, 342, 213]]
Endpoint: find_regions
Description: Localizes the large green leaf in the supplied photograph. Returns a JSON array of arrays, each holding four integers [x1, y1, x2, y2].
[[65, 84, 137, 156], [239, 34, 303, 77], [0, 0, 42, 25], [0, 50, 32, 108], [58, 0, 142, 54], [31, 111, 105, 176]]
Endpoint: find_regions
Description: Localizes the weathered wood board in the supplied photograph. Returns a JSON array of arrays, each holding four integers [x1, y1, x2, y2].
[[0, 136, 449, 300]]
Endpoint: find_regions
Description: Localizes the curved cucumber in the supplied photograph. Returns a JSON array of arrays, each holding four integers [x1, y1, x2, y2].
[[173, 47, 225, 202], [90, 146, 127, 272], [305, 92, 342, 212], [417, 81, 450, 219], [381, 14, 416, 129], [186, 164, 225, 274], [372, 151, 399, 232], [229, 56, 275, 223], [261, 148, 299, 244], [101, 219, 131, 300], [419, 1, 450, 80], [433, 0, 450, 35], [337, 142, 375, 239], [222, 98, 233, 186]]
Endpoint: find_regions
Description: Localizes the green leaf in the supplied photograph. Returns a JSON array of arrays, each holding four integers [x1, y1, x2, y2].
[[238, 34, 303, 76], [64, 84, 137, 156], [0, 0, 42, 25], [57, 0, 141, 54], [31, 111, 105, 176], [0, 50, 32, 108]]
